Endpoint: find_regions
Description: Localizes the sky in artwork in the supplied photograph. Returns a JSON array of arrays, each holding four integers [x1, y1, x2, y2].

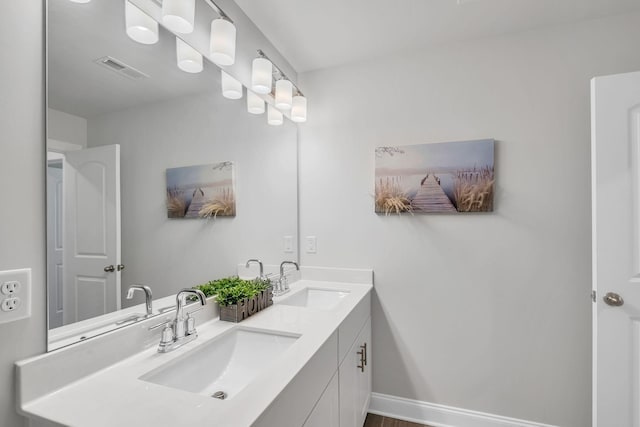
[[376, 139, 494, 175]]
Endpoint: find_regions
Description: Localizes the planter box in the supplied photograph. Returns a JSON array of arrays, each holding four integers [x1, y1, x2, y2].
[[219, 287, 274, 323]]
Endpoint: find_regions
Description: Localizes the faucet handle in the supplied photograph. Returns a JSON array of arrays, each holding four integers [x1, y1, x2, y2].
[[160, 324, 174, 346], [281, 275, 289, 291], [186, 312, 197, 336], [148, 317, 173, 331]]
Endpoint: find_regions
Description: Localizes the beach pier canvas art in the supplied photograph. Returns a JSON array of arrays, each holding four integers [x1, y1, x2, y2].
[[166, 161, 236, 219], [375, 139, 495, 214]]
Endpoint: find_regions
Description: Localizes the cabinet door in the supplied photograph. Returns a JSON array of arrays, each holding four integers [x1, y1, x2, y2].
[[303, 373, 339, 427], [339, 317, 372, 427]]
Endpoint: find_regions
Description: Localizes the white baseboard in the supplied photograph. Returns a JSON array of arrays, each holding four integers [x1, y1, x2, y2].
[[369, 393, 559, 427]]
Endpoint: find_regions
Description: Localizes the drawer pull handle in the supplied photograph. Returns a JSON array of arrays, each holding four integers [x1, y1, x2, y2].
[[361, 343, 367, 366], [357, 348, 364, 372]]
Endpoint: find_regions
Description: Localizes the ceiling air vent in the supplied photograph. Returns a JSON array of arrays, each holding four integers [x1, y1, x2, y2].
[[93, 56, 149, 80]]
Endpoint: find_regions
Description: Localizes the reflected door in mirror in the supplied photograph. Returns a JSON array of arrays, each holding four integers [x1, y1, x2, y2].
[[63, 145, 121, 324]]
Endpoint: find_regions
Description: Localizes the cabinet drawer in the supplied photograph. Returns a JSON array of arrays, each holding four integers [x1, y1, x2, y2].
[[338, 291, 371, 364]]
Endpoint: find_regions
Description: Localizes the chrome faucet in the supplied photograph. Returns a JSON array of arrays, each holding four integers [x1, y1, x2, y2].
[[156, 288, 206, 353], [245, 258, 264, 278], [126, 284, 153, 316], [275, 261, 299, 296]]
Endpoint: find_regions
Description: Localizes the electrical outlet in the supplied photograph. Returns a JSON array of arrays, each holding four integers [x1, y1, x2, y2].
[[306, 236, 317, 254], [1, 280, 21, 295], [1, 297, 21, 312], [0, 268, 31, 324]]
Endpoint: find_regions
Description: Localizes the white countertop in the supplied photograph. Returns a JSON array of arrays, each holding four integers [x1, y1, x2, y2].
[[18, 273, 372, 427], [47, 293, 179, 351]]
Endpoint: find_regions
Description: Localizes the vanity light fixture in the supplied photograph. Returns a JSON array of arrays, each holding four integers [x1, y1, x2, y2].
[[221, 70, 243, 100], [291, 95, 307, 123], [275, 79, 293, 110], [119, 0, 308, 123], [69, 0, 91, 4], [162, 0, 195, 34], [210, 17, 236, 66], [267, 104, 283, 126], [125, 1, 159, 45], [252, 58, 273, 94], [247, 90, 265, 114], [176, 37, 203, 73], [254, 50, 307, 123], [197, 0, 236, 66]]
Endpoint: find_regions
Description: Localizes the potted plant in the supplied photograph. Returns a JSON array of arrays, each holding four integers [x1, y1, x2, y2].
[[193, 277, 273, 323]]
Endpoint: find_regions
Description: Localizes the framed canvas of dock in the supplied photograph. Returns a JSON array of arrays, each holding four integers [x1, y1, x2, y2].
[[375, 139, 495, 214], [166, 161, 236, 219]]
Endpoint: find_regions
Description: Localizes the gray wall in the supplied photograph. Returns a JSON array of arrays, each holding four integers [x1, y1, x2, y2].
[[48, 109, 86, 148], [3, 3, 640, 426], [298, 12, 640, 427], [87, 93, 298, 304], [0, 2, 46, 427]]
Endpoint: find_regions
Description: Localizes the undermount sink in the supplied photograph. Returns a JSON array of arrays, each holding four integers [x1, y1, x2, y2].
[[139, 328, 299, 400], [279, 287, 350, 310]]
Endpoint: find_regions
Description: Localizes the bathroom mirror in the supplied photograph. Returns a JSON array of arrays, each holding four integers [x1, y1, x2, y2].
[[46, 0, 298, 350]]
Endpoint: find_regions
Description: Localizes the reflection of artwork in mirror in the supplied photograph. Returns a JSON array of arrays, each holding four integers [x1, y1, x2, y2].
[[166, 162, 236, 219], [375, 139, 495, 215], [45, 0, 299, 351]]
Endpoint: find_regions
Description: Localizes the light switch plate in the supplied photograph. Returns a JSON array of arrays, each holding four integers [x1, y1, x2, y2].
[[283, 236, 293, 253], [306, 236, 317, 254], [0, 268, 31, 324]]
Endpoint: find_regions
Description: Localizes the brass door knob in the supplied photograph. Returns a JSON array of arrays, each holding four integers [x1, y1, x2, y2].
[[603, 292, 624, 307]]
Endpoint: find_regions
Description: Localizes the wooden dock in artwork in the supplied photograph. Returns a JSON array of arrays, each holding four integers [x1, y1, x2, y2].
[[412, 175, 457, 213], [185, 188, 206, 218]]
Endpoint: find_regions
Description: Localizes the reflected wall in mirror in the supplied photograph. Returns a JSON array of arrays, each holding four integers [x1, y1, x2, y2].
[[46, 0, 298, 350]]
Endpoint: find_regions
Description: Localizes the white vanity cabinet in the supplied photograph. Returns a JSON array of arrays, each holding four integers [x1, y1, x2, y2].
[[301, 317, 371, 427], [303, 373, 340, 427], [339, 317, 372, 427], [255, 289, 372, 427], [17, 277, 373, 427]]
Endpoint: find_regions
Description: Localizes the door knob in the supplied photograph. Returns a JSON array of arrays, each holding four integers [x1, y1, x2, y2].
[[603, 292, 624, 307], [104, 265, 115, 272]]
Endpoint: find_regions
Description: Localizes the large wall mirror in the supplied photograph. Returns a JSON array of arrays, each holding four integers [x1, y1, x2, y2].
[[46, 0, 298, 350]]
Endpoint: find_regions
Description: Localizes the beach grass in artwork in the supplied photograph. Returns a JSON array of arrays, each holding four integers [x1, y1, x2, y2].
[[375, 139, 494, 214], [166, 161, 236, 219]]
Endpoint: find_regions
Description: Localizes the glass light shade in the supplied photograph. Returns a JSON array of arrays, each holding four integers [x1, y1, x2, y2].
[[251, 58, 273, 94], [291, 95, 307, 123], [221, 71, 242, 100], [70, 0, 91, 4], [275, 80, 293, 110], [209, 18, 236, 66], [162, 0, 195, 34], [125, 1, 159, 45], [267, 104, 283, 126], [247, 90, 265, 115], [176, 38, 203, 73]]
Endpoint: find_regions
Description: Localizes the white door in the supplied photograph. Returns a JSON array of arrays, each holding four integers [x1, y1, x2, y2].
[[47, 161, 64, 328], [63, 145, 121, 325], [592, 70, 640, 427]]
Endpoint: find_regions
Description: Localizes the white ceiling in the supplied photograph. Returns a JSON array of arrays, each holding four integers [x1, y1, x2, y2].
[[234, 0, 640, 73], [49, 0, 220, 118], [49, 0, 640, 117]]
